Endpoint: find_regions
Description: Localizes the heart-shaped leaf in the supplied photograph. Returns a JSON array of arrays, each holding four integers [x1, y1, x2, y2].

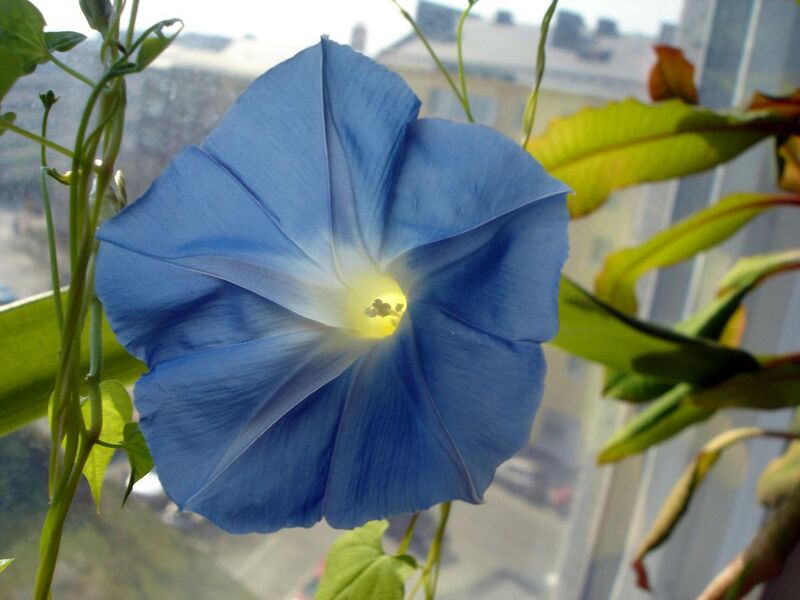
[[44, 30, 87, 53], [0, 0, 48, 72], [316, 520, 417, 600], [121, 422, 154, 506], [81, 380, 133, 510], [0, 48, 22, 105], [78, 0, 111, 34]]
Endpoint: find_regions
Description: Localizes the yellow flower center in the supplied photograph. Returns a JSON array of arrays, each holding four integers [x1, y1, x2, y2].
[[345, 273, 407, 339]]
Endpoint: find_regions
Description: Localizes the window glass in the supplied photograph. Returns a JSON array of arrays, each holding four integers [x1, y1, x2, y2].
[[21, 3, 800, 600]]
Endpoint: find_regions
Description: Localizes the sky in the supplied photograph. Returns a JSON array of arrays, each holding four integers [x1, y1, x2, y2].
[[33, 0, 685, 56]]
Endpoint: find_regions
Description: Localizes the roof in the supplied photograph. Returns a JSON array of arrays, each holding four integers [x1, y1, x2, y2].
[[377, 16, 657, 100]]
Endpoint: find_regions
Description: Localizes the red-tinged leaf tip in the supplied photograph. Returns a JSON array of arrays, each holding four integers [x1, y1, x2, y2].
[[648, 45, 699, 104], [747, 89, 800, 117], [633, 558, 652, 591]]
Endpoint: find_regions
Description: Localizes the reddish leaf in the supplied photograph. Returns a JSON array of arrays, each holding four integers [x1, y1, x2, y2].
[[648, 45, 698, 104], [748, 89, 800, 117]]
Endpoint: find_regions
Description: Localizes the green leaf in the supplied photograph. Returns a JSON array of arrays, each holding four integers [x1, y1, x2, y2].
[[604, 248, 796, 403], [632, 428, 798, 591], [0, 0, 48, 72], [688, 362, 800, 410], [0, 558, 14, 574], [595, 192, 800, 314], [315, 521, 417, 600], [134, 19, 182, 70], [552, 277, 759, 385], [597, 384, 713, 463], [0, 290, 145, 437], [758, 441, 800, 508], [81, 380, 133, 510], [719, 248, 800, 293], [44, 30, 86, 52], [121, 422, 153, 506], [0, 47, 22, 104], [108, 61, 137, 76], [79, 0, 111, 33], [526, 98, 789, 217], [135, 37, 166, 69], [604, 372, 673, 404]]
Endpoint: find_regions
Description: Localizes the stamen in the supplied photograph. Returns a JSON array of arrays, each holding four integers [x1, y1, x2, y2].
[[344, 274, 407, 339]]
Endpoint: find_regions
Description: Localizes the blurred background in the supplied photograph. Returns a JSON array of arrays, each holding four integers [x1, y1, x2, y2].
[[1, 1, 799, 599]]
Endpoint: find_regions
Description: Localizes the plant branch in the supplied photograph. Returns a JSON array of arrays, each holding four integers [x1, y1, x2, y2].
[[48, 52, 97, 87], [522, 0, 559, 147], [2, 120, 73, 158], [390, 0, 467, 115], [397, 513, 420, 555], [39, 103, 64, 334], [455, 1, 478, 123]]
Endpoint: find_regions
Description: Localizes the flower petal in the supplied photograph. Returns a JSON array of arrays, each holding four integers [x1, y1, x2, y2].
[[319, 39, 420, 269], [96, 245, 295, 366], [97, 146, 347, 327], [378, 118, 570, 264], [176, 371, 355, 532], [202, 39, 420, 275], [391, 195, 568, 343], [135, 326, 367, 532], [322, 305, 545, 528]]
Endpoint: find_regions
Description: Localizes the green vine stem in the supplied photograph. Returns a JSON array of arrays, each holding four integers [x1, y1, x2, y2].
[[0, 120, 73, 158], [47, 52, 97, 87], [38, 98, 64, 333], [34, 8, 137, 593], [397, 512, 420, 555], [390, 0, 469, 116], [521, 0, 559, 147], [455, 1, 479, 123], [126, 0, 140, 49], [34, 434, 93, 599], [407, 502, 452, 600]]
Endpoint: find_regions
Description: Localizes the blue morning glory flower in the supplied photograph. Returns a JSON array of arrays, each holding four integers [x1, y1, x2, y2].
[[95, 38, 569, 533]]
